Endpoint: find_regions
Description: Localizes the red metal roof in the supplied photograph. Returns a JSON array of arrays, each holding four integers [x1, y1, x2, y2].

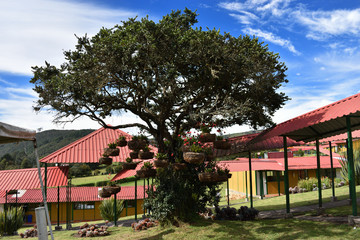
[[288, 146, 316, 151], [0, 186, 148, 204], [111, 160, 150, 181], [223, 155, 342, 172], [267, 152, 293, 158], [0, 166, 68, 191], [40, 127, 157, 164], [317, 129, 360, 143], [250, 93, 360, 143]]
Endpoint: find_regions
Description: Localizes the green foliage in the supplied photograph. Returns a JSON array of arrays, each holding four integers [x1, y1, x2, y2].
[[93, 169, 100, 176], [125, 157, 132, 163], [142, 162, 153, 169], [297, 149, 305, 157], [105, 165, 114, 174], [190, 144, 204, 153], [297, 177, 333, 191], [69, 164, 92, 177], [340, 149, 360, 185], [95, 180, 108, 187], [0, 207, 24, 235], [118, 135, 126, 141], [107, 142, 117, 149], [99, 198, 124, 221], [156, 153, 168, 160]]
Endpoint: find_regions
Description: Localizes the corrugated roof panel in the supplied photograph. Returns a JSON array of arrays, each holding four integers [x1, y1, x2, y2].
[[40, 127, 157, 164], [0, 166, 68, 191], [0, 186, 147, 204], [250, 93, 360, 143]]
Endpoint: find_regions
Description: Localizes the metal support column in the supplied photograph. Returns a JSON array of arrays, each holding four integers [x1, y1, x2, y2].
[[245, 171, 248, 200], [227, 178, 230, 206], [248, 151, 253, 208], [114, 193, 117, 226], [277, 171, 281, 196], [329, 141, 336, 199], [57, 186, 60, 227], [143, 179, 146, 216], [135, 177, 138, 221], [316, 138, 322, 208], [283, 136, 290, 214], [346, 116, 357, 216], [45, 163, 47, 198]]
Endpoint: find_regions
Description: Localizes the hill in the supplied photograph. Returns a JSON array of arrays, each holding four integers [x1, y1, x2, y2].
[[0, 129, 94, 169]]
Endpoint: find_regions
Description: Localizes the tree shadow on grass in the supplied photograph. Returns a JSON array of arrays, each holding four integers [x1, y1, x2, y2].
[[137, 229, 175, 240]]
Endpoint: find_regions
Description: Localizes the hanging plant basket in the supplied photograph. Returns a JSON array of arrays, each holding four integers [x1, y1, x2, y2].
[[127, 140, 147, 151], [130, 151, 139, 159], [104, 148, 120, 156], [116, 139, 127, 147], [122, 162, 138, 170], [206, 152, 214, 161], [199, 133, 216, 143], [138, 151, 154, 160], [183, 152, 205, 164], [214, 140, 231, 150], [136, 169, 157, 178], [181, 145, 191, 153], [154, 160, 169, 168], [98, 189, 112, 198], [99, 157, 112, 165], [103, 186, 121, 195], [172, 163, 187, 171]]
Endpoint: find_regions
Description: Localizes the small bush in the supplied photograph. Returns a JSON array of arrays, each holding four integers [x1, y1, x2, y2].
[[0, 207, 24, 235], [298, 177, 334, 191], [93, 169, 100, 176], [99, 198, 124, 221], [214, 206, 259, 221]]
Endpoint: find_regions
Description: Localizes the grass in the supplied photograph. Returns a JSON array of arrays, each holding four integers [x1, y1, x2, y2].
[[71, 174, 116, 186], [7, 216, 360, 239]]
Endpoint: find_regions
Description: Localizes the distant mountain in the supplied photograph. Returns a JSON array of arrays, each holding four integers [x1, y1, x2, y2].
[[0, 129, 94, 169]]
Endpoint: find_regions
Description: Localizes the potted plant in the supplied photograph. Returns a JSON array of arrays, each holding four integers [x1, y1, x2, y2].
[[172, 158, 187, 171], [154, 153, 169, 168], [98, 188, 112, 198], [99, 153, 112, 165], [183, 144, 205, 164], [214, 136, 231, 150], [136, 162, 157, 178], [127, 135, 147, 150], [104, 142, 120, 156], [130, 150, 139, 159], [122, 157, 138, 170], [102, 181, 121, 195], [116, 135, 127, 147], [215, 167, 231, 182], [138, 145, 154, 159], [199, 123, 216, 142], [198, 168, 217, 183]]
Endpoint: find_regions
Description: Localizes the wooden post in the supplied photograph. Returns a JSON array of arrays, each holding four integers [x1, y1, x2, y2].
[[283, 136, 290, 214]]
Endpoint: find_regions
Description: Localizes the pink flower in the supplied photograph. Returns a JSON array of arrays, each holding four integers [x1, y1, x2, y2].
[[171, 153, 174, 156]]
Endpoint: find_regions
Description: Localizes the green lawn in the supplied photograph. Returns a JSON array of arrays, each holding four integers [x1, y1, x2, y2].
[[9, 217, 360, 239], [71, 174, 116, 186]]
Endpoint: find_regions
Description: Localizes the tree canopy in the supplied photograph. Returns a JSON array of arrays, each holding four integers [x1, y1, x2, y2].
[[31, 9, 288, 152]]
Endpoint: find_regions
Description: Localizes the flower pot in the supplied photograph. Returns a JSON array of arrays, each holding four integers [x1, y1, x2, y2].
[[116, 139, 127, 147], [214, 140, 231, 150], [172, 163, 187, 171], [99, 157, 112, 165], [183, 152, 205, 164], [130, 151, 139, 159], [154, 160, 169, 168], [122, 162, 138, 170], [104, 148, 120, 156], [127, 140, 147, 151], [198, 173, 229, 183], [138, 151, 154, 160], [215, 174, 228, 183], [199, 133, 216, 143], [103, 186, 121, 195], [136, 169, 157, 178], [98, 189, 112, 198]]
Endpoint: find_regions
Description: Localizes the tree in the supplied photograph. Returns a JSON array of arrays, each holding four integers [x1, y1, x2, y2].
[[31, 9, 288, 224]]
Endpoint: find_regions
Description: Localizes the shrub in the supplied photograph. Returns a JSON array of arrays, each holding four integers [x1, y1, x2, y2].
[[0, 207, 24, 235], [298, 177, 333, 191], [214, 206, 259, 221], [99, 198, 124, 221], [93, 169, 100, 176]]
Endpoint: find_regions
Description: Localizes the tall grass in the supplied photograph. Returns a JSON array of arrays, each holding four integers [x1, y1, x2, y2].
[[0, 207, 24, 236]]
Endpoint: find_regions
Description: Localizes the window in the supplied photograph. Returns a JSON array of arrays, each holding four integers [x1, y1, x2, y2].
[[73, 202, 95, 210], [266, 171, 284, 182]]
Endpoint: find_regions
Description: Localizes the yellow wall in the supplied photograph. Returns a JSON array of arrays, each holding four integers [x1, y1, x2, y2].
[[228, 171, 256, 197], [24, 200, 144, 224]]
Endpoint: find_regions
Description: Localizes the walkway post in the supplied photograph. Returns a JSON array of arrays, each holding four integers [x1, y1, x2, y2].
[[248, 151, 253, 208], [328, 141, 336, 200], [57, 186, 60, 227], [259, 171, 264, 199], [135, 177, 138, 221], [315, 138, 322, 208], [346, 116, 357, 216], [114, 193, 117, 226], [245, 171, 248, 200], [283, 136, 290, 214], [45, 162, 47, 199], [227, 177, 230, 206], [143, 179, 146, 216]]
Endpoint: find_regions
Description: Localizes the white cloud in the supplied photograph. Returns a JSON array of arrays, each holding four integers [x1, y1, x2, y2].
[[244, 28, 300, 55], [219, 0, 292, 16], [0, 0, 138, 75], [229, 12, 259, 24], [313, 51, 360, 73], [294, 8, 360, 39]]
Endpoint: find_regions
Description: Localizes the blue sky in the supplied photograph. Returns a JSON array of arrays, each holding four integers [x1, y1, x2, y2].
[[1, 0, 360, 134]]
